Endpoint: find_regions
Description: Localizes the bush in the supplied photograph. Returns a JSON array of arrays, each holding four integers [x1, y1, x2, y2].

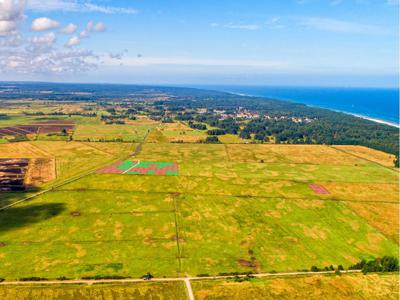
[[338, 265, 344, 271], [0, 278, 5, 282], [56, 276, 69, 281], [311, 266, 320, 272], [141, 272, 154, 280], [204, 136, 220, 144], [81, 275, 128, 280], [19, 277, 48, 281], [197, 274, 210, 277]]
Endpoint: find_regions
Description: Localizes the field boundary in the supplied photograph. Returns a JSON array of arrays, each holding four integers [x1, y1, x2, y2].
[[55, 187, 399, 204], [0, 270, 362, 286], [172, 193, 183, 274]]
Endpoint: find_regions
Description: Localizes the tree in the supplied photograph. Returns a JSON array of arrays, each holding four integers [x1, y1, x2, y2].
[[394, 155, 399, 168], [311, 266, 319, 272], [205, 136, 220, 144]]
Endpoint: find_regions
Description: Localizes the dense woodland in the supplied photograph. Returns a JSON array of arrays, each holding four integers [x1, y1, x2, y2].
[[1, 82, 398, 156]]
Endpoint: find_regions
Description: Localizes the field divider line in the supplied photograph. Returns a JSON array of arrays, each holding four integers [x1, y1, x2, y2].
[[122, 160, 141, 174], [0, 270, 362, 286], [172, 193, 182, 274]]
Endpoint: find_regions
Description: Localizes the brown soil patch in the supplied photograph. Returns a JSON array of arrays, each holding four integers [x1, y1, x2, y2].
[[237, 258, 256, 268], [25, 158, 56, 186], [70, 211, 81, 217], [0, 242, 6, 247]]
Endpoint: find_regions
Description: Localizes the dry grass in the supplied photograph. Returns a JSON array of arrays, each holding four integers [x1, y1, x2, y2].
[[192, 273, 399, 300], [224, 144, 368, 165], [321, 182, 399, 202], [0, 142, 52, 158], [333, 145, 396, 167], [345, 202, 399, 243], [0, 282, 188, 300]]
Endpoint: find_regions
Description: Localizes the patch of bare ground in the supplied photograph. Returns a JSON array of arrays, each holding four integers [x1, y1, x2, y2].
[[25, 158, 56, 186]]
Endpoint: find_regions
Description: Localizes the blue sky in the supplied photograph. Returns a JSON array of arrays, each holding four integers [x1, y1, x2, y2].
[[0, 0, 398, 87]]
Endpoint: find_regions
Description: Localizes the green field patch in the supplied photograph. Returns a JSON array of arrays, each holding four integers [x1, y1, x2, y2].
[[178, 194, 398, 276]]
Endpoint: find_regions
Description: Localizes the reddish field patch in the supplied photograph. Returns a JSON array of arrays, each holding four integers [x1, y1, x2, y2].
[[0, 122, 75, 137], [309, 184, 330, 194], [97, 161, 179, 176], [96, 161, 124, 174]]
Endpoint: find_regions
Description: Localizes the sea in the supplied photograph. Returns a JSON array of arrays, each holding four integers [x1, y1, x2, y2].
[[192, 85, 400, 127]]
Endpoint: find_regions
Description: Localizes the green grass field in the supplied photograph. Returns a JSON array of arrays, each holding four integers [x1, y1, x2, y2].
[[0, 142, 397, 280], [73, 124, 155, 142]]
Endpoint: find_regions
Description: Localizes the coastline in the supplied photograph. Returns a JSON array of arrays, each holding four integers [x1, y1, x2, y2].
[[346, 113, 400, 128], [225, 90, 400, 129]]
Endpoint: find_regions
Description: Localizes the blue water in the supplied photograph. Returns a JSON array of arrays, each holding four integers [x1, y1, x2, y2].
[[196, 85, 400, 125]]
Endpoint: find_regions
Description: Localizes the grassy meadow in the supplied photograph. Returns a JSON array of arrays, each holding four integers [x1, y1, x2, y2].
[[0, 140, 398, 280], [73, 124, 155, 142]]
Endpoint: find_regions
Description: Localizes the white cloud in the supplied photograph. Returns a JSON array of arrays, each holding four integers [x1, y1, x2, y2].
[[211, 23, 262, 30], [30, 31, 56, 46], [0, 47, 98, 74], [104, 56, 288, 69], [61, 23, 77, 34], [79, 21, 106, 38], [82, 3, 137, 14], [0, 0, 26, 36], [65, 35, 80, 47], [93, 22, 106, 32], [0, 1, 100, 74], [31, 17, 59, 31], [27, 0, 137, 14], [301, 17, 387, 35], [0, 34, 22, 47], [224, 24, 261, 30]]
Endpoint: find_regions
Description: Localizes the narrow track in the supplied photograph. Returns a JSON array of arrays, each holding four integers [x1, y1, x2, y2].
[[0, 270, 362, 286]]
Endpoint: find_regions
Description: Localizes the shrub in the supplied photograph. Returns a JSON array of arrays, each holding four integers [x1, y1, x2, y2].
[[197, 274, 210, 277], [311, 266, 320, 272], [204, 136, 220, 144], [56, 276, 69, 281], [19, 277, 48, 281]]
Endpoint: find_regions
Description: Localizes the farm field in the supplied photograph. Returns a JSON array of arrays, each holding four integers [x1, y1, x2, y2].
[[159, 122, 207, 143], [0, 142, 398, 280], [0, 281, 188, 300], [192, 273, 399, 300], [332, 145, 396, 168], [0, 141, 135, 207], [73, 124, 155, 142]]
